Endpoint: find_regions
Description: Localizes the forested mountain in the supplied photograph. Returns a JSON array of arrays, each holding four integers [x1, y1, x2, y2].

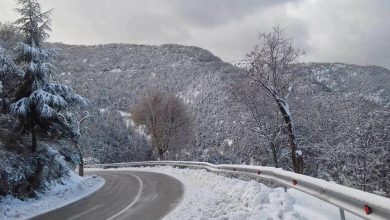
[[53, 43, 245, 163], [1, 33, 389, 196], [51, 43, 389, 195]]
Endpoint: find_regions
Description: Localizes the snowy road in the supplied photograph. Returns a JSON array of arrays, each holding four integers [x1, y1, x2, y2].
[[30, 171, 183, 220]]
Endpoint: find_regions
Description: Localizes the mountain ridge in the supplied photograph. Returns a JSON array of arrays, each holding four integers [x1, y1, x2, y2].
[[51, 43, 389, 158], [39, 42, 390, 195]]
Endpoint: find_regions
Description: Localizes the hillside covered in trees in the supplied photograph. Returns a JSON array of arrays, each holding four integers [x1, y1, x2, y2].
[[49, 42, 390, 196]]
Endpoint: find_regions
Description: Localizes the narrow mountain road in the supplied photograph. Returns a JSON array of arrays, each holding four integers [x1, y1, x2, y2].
[[30, 171, 184, 220]]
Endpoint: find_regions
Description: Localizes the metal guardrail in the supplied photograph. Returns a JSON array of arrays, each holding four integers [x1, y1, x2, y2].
[[85, 161, 390, 220]]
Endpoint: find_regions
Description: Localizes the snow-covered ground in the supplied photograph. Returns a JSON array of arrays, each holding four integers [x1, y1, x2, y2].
[[0, 173, 105, 220], [92, 166, 363, 220], [288, 189, 362, 220]]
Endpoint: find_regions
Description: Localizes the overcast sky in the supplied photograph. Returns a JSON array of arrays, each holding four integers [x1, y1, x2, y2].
[[1, 0, 389, 68]]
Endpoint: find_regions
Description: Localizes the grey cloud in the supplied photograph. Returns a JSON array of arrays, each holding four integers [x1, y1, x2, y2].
[[0, 0, 389, 69], [293, 0, 390, 69], [168, 0, 297, 28]]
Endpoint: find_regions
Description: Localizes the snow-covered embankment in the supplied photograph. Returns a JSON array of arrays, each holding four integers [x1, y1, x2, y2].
[[0, 173, 105, 220]]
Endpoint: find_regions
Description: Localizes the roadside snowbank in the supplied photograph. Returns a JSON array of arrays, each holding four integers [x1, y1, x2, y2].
[[0, 173, 105, 220], [93, 166, 362, 220], [157, 167, 302, 220]]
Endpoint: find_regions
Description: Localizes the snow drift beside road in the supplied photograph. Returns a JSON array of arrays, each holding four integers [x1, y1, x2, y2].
[[159, 167, 302, 220], [93, 166, 362, 220], [0, 173, 105, 220]]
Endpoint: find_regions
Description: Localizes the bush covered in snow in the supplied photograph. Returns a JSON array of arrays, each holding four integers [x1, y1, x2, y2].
[[0, 146, 79, 199]]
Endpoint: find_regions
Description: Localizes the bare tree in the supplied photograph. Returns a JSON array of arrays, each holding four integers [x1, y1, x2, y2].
[[0, 22, 22, 52], [245, 25, 304, 173], [233, 81, 285, 168], [74, 111, 90, 177], [132, 90, 192, 160]]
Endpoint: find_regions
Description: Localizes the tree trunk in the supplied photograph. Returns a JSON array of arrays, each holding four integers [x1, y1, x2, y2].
[[158, 149, 164, 160], [30, 158, 44, 196], [76, 143, 84, 177], [259, 82, 304, 173], [79, 157, 84, 177], [270, 142, 280, 168], [276, 101, 304, 174], [31, 125, 38, 153]]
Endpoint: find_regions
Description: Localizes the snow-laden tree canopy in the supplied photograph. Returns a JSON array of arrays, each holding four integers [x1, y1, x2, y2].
[[0, 46, 23, 112], [10, 0, 88, 152], [0, 0, 89, 199]]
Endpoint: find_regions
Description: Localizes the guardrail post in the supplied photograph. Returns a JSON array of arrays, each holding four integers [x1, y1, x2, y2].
[[339, 208, 346, 220]]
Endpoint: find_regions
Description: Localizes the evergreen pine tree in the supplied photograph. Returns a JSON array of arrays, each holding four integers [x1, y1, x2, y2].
[[10, 0, 87, 153]]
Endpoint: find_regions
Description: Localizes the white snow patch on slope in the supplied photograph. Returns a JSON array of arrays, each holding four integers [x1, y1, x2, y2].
[[118, 110, 131, 118], [224, 139, 233, 146], [0, 173, 105, 220], [178, 87, 201, 105], [109, 68, 122, 73], [362, 90, 385, 105], [231, 60, 251, 70], [118, 110, 133, 127], [118, 110, 150, 139]]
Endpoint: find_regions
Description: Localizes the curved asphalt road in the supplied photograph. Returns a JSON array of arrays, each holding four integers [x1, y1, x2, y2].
[[30, 171, 184, 220]]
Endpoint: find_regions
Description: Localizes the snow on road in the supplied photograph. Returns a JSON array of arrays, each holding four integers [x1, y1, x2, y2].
[[99, 166, 363, 220], [0, 173, 105, 220]]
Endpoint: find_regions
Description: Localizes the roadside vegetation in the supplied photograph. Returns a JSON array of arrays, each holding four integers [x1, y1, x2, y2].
[[0, 0, 86, 198]]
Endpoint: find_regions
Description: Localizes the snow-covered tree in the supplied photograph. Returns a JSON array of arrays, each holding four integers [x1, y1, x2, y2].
[[246, 25, 304, 173], [233, 81, 287, 168], [0, 46, 23, 113], [10, 0, 87, 153]]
